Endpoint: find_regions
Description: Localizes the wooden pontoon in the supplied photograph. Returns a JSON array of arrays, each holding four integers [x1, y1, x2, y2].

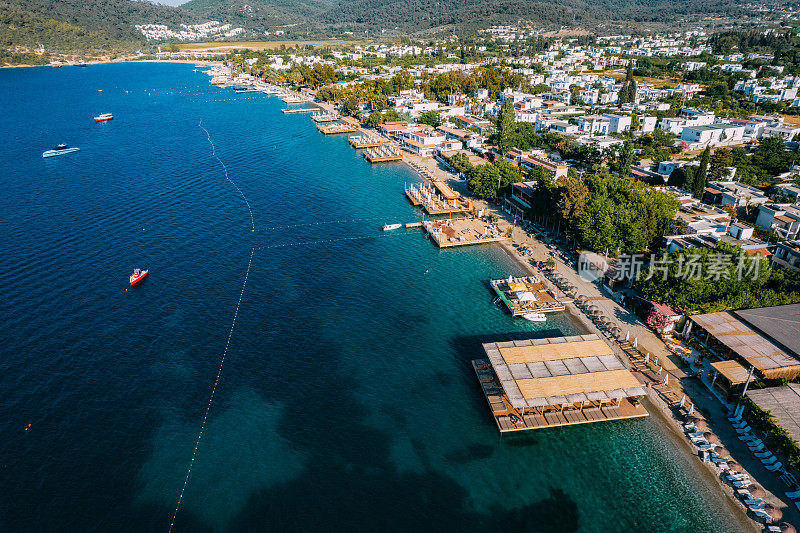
[[474, 334, 648, 433], [490, 276, 566, 315]]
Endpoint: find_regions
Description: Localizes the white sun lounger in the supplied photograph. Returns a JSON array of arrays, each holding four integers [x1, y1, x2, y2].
[[734, 480, 753, 489], [752, 509, 771, 521], [727, 473, 749, 481]]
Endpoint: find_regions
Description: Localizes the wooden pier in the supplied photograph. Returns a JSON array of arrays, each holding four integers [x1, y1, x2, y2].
[[282, 108, 318, 114], [364, 144, 403, 163], [490, 276, 566, 315], [405, 182, 469, 215], [422, 218, 508, 248], [349, 133, 387, 149], [473, 335, 648, 434], [311, 112, 341, 123], [318, 120, 359, 135]]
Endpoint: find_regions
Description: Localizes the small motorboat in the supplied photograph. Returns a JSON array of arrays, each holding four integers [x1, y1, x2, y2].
[[94, 113, 113, 122], [130, 268, 149, 286], [42, 144, 80, 157], [382, 223, 402, 231], [522, 312, 546, 322]]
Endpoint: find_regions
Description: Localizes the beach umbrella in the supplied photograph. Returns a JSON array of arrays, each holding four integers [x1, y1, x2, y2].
[[727, 461, 744, 473], [779, 523, 797, 533], [714, 446, 730, 458], [748, 484, 766, 499], [766, 505, 783, 523], [703, 432, 720, 444]]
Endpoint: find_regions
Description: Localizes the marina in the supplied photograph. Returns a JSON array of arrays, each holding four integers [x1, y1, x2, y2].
[[422, 218, 508, 248], [490, 275, 566, 315], [473, 335, 649, 433]]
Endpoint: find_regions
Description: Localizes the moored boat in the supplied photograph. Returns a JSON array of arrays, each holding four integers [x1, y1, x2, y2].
[[130, 268, 149, 286], [382, 223, 402, 231], [94, 113, 113, 122], [522, 312, 547, 322], [42, 144, 80, 158]]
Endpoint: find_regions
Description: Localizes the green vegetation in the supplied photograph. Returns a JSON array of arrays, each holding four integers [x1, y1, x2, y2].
[[638, 244, 800, 314]]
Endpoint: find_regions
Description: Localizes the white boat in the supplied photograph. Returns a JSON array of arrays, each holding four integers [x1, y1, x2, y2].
[[522, 312, 546, 322], [382, 223, 402, 231], [42, 144, 80, 157]]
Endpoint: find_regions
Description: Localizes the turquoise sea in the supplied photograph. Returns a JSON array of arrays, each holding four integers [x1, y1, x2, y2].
[[0, 62, 746, 532]]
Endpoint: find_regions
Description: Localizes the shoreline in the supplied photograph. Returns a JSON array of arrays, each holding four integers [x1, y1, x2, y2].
[[1, 58, 223, 70], [497, 239, 758, 531]]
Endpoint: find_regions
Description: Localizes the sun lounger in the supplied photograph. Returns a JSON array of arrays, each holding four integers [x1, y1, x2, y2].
[[754, 450, 774, 459], [738, 433, 756, 442], [748, 502, 766, 511], [734, 480, 753, 489], [727, 473, 749, 481], [735, 425, 753, 434], [752, 509, 771, 521], [767, 526, 782, 533], [736, 489, 751, 499], [761, 456, 779, 466], [744, 498, 764, 506], [747, 439, 765, 449], [728, 414, 742, 423], [786, 489, 800, 499], [686, 431, 704, 439], [765, 461, 783, 472], [732, 420, 748, 428], [696, 443, 714, 451]]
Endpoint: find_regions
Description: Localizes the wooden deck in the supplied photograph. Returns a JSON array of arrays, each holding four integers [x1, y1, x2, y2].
[[490, 276, 566, 315], [472, 359, 649, 433], [364, 144, 403, 163], [349, 133, 387, 149], [281, 108, 317, 113], [423, 219, 508, 248], [318, 121, 359, 135]]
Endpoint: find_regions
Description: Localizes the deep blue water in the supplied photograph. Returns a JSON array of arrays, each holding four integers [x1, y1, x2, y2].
[[0, 63, 746, 532]]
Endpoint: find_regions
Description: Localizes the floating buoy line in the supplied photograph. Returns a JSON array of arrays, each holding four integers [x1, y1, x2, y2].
[[168, 248, 254, 533], [167, 121, 415, 531], [197, 119, 255, 233]]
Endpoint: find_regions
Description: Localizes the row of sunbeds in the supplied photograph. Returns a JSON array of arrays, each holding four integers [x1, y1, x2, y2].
[[729, 412, 800, 515]]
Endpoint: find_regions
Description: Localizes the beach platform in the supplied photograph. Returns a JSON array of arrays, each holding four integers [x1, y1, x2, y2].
[[490, 276, 566, 315], [364, 144, 403, 163], [349, 133, 387, 149], [318, 120, 359, 135], [473, 334, 649, 434], [423, 218, 508, 248], [281, 108, 317, 114], [311, 112, 341, 123], [405, 182, 469, 215]]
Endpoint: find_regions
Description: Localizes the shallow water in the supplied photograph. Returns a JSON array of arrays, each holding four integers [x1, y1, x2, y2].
[[0, 62, 746, 532]]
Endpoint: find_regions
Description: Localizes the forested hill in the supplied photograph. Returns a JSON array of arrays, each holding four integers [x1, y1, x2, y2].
[[9, 0, 191, 40], [181, 0, 336, 30], [319, 0, 743, 33]]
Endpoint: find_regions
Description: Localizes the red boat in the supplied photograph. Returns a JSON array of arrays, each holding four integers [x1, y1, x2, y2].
[[94, 113, 113, 122], [130, 268, 148, 286]]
